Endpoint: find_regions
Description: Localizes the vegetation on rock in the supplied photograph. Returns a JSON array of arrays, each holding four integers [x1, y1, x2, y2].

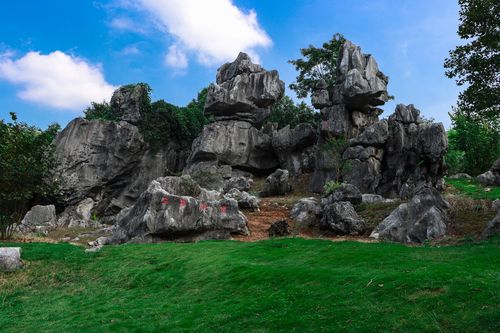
[[266, 95, 319, 129]]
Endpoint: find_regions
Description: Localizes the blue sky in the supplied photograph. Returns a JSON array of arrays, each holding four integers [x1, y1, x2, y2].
[[0, 0, 462, 129]]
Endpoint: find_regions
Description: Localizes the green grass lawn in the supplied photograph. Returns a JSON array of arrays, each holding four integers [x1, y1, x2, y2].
[[1, 239, 499, 332], [446, 178, 500, 200]]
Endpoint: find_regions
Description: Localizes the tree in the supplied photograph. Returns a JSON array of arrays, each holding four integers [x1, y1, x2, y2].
[[0, 113, 60, 239], [444, 0, 499, 121], [266, 96, 319, 129], [289, 33, 345, 99]]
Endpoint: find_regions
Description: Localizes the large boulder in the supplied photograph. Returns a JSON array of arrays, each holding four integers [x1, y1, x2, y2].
[[53, 118, 188, 222], [0, 248, 23, 272], [272, 123, 317, 176], [224, 188, 260, 211], [19, 205, 57, 233], [110, 177, 249, 243], [205, 52, 285, 126], [323, 183, 362, 206], [223, 176, 253, 193], [57, 198, 101, 228], [260, 169, 292, 197], [268, 219, 291, 237], [187, 120, 279, 174], [480, 211, 500, 240], [290, 197, 322, 227], [477, 158, 500, 186], [320, 201, 365, 235], [370, 187, 448, 243]]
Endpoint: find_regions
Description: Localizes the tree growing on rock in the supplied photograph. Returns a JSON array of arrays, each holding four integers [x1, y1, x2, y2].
[[289, 33, 345, 99], [266, 96, 319, 129], [0, 113, 60, 239]]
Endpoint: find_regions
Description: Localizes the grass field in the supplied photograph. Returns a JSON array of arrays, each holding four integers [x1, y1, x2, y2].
[[1, 238, 499, 332], [446, 178, 500, 200]]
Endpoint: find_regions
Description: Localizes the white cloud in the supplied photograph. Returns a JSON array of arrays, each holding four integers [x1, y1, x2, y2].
[[0, 51, 117, 110], [110, 17, 148, 34], [133, 0, 272, 67]]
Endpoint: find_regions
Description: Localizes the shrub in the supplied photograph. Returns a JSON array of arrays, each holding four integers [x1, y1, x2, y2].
[[319, 136, 351, 183], [84, 101, 120, 121], [323, 180, 343, 196], [266, 96, 319, 129]]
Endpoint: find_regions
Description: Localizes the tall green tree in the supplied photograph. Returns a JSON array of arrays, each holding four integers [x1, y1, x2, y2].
[[266, 96, 319, 129], [444, 0, 499, 121], [0, 113, 60, 239], [289, 33, 345, 99]]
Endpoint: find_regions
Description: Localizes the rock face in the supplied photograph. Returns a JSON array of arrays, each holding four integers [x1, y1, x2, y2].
[[187, 121, 278, 174], [19, 205, 57, 233], [205, 52, 285, 126], [0, 248, 23, 272], [54, 113, 188, 224], [110, 84, 149, 124], [370, 187, 448, 243], [320, 201, 365, 235], [260, 169, 292, 197], [224, 188, 260, 211], [309, 40, 447, 198], [480, 211, 500, 240], [110, 177, 249, 243], [271, 123, 317, 177], [290, 197, 322, 227], [323, 184, 362, 206], [477, 158, 500, 186], [268, 219, 291, 237]]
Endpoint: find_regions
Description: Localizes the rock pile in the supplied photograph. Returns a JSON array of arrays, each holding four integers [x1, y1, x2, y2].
[[309, 40, 447, 198]]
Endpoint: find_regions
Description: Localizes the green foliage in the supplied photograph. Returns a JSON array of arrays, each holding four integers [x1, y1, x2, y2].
[[447, 177, 500, 200], [0, 113, 60, 239], [445, 129, 466, 174], [444, 0, 499, 121], [0, 239, 499, 331], [138, 88, 209, 152], [448, 110, 500, 175], [319, 136, 351, 183], [266, 96, 319, 129], [289, 33, 345, 98], [83, 101, 119, 121], [323, 180, 342, 196]]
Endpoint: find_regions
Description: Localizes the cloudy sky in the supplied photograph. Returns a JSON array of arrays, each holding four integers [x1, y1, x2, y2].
[[0, 0, 462, 129]]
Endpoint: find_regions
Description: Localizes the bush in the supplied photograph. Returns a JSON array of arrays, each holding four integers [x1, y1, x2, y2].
[[84, 101, 120, 121], [323, 180, 342, 196], [0, 113, 60, 239], [445, 129, 465, 175], [319, 136, 351, 183], [448, 110, 500, 175], [266, 96, 319, 129]]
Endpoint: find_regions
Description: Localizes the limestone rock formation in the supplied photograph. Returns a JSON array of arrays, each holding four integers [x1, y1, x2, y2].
[[260, 169, 292, 197], [223, 176, 253, 193], [224, 188, 260, 211], [109, 177, 249, 243], [187, 121, 278, 174], [320, 201, 365, 235], [271, 123, 317, 176], [0, 248, 23, 272], [477, 158, 500, 186], [370, 187, 448, 243], [19, 205, 57, 233], [322, 183, 362, 206], [53, 116, 188, 224], [480, 211, 500, 240], [309, 40, 447, 197], [110, 84, 149, 124], [290, 197, 322, 227], [205, 52, 285, 126]]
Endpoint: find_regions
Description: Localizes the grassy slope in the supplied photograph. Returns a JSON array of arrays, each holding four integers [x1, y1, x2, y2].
[[1, 239, 499, 332], [446, 178, 500, 200]]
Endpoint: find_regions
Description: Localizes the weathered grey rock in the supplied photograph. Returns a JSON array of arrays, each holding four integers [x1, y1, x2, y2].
[[480, 211, 500, 240], [187, 120, 279, 174], [361, 194, 396, 204], [323, 184, 362, 206], [311, 79, 331, 109], [349, 120, 388, 147], [290, 197, 322, 227], [183, 161, 231, 191], [260, 169, 292, 197], [205, 52, 285, 126], [370, 187, 448, 243], [156, 175, 201, 197], [268, 219, 291, 237], [337, 40, 389, 112], [54, 118, 188, 222], [448, 173, 472, 179], [223, 176, 253, 193], [224, 188, 260, 211], [19, 205, 57, 233], [110, 84, 149, 124], [320, 201, 365, 235], [477, 158, 500, 186], [110, 178, 248, 243], [492, 199, 500, 212], [0, 248, 23, 272], [272, 123, 317, 176], [58, 198, 102, 228]]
